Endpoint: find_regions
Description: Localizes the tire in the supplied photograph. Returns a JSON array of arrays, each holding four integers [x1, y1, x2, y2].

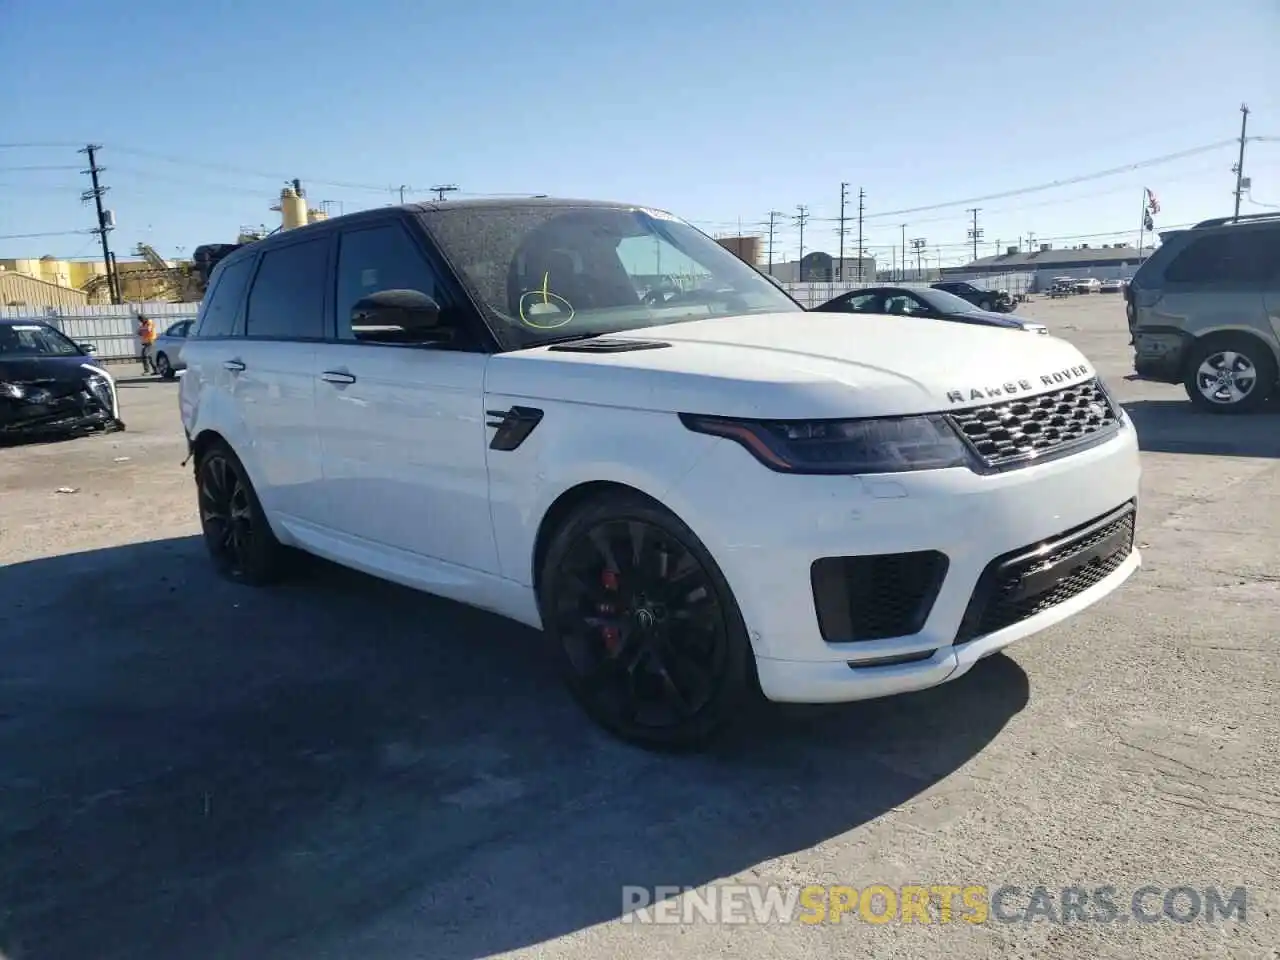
[[538, 491, 756, 750], [156, 353, 175, 380], [979, 300, 992, 312], [1182, 334, 1278, 415], [195, 440, 290, 585]]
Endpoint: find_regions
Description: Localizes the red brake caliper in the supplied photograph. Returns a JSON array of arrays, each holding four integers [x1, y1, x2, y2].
[[599, 569, 620, 655]]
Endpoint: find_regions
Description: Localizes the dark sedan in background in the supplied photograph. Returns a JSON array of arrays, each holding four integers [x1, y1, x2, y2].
[[0, 320, 124, 440], [813, 285, 1048, 333], [931, 280, 1016, 313]]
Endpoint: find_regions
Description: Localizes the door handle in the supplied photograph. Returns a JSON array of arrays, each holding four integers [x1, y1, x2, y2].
[[321, 371, 357, 384], [222, 359, 245, 372]]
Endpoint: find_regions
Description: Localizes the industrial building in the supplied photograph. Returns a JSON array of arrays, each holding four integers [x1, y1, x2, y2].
[[766, 252, 877, 283], [713, 236, 876, 282], [941, 242, 1149, 290]]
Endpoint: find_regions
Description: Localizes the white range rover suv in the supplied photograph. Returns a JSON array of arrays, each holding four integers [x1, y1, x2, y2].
[[180, 198, 1141, 748]]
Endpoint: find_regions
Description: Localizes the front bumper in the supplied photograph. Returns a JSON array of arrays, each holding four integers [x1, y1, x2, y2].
[[0, 383, 119, 438], [670, 419, 1142, 704]]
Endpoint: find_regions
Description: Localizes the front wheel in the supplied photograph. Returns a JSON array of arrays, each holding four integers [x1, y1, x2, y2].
[[1183, 335, 1277, 414], [156, 353, 175, 380], [539, 492, 756, 750], [196, 441, 290, 584], [979, 299, 992, 312]]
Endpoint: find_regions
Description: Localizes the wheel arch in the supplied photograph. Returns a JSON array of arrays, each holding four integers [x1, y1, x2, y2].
[[531, 480, 668, 595]]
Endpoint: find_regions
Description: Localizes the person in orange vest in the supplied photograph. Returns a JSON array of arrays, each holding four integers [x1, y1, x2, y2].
[[137, 313, 157, 374]]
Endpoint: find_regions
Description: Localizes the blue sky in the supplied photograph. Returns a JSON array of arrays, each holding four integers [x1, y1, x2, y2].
[[1, 0, 1276, 269]]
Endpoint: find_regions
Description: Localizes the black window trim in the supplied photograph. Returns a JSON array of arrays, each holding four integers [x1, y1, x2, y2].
[[191, 249, 257, 340], [330, 213, 498, 354], [240, 230, 334, 343]]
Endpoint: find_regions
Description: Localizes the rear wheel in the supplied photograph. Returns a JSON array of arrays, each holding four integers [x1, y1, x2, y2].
[[539, 492, 756, 750], [156, 353, 175, 379], [196, 441, 289, 584], [979, 299, 992, 312], [1183, 334, 1277, 414]]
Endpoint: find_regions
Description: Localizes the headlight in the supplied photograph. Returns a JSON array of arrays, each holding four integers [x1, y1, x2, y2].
[[0, 381, 25, 400], [679, 413, 972, 475]]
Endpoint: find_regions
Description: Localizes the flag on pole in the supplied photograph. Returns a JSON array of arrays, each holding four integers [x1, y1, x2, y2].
[[1145, 188, 1161, 215]]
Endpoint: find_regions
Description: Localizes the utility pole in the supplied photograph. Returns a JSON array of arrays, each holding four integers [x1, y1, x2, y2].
[[910, 238, 927, 279], [430, 184, 458, 202], [1232, 103, 1250, 219], [1026, 231, 1036, 253], [794, 205, 809, 280], [966, 207, 983, 263], [837, 183, 848, 281], [856, 188, 865, 282], [766, 210, 784, 277], [79, 144, 119, 304], [900, 224, 907, 282], [397, 184, 409, 204]]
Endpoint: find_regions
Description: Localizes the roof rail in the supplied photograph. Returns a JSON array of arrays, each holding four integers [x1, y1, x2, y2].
[[1193, 211, 1280, 229]]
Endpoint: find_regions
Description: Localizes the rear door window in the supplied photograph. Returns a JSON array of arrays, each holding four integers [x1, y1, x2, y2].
[[1164, 231, 1271, 285], [245, 237, 330, 339], [195, 257, 254, 338]]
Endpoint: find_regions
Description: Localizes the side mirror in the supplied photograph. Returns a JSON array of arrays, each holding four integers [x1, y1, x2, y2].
[[78, 343, 97, 355], [351, 289, 440, 331]]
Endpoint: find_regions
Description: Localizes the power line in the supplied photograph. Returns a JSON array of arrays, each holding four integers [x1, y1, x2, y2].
[[107, 145, 400, 194], [0, 142, 84, 149], [0, 230, 95, 240], [850, 140, 1239, 222], [0, 164, 83, 172]]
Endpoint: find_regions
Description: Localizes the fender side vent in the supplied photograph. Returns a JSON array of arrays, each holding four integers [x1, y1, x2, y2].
[[547, 338, 671, 353], [486, 405, 544, 451]]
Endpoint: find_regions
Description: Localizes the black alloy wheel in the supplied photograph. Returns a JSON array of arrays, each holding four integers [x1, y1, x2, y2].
[[541, 493, 755, 749], [196, 442, 287, 584]]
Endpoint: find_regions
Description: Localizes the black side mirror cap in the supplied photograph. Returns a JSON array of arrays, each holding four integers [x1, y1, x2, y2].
[[351, 289, 441, 330]]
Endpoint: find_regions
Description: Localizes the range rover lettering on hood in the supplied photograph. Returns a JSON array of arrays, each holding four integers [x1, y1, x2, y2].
[[946, 364, 1092, 404]]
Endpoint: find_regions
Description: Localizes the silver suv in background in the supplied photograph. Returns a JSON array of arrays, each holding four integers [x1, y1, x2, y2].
[[1128, 212, 1280, 413]]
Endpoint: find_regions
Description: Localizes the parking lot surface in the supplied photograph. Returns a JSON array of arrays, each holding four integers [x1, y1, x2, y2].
[[1, 295, 1277, 960]]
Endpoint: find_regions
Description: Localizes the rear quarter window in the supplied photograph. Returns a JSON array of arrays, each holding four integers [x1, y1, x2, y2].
[[194, 256, 255, 338], [1162, 228, 1277, 285]]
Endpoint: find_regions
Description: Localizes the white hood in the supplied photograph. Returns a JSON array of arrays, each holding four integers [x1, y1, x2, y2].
[[485, 312, 1098, 420]]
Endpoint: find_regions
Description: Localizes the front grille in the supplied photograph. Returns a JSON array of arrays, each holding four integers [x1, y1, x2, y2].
[[947, 378, 1120, 470], [811, 551, 949, 642], [956, 502, 1136, 642]]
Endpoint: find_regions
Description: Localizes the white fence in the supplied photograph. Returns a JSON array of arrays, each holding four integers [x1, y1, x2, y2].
[[0, 301, 200, 362]]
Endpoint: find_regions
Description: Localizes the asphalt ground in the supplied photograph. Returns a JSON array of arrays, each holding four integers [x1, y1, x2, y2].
[[1, 293, 1276, 960]]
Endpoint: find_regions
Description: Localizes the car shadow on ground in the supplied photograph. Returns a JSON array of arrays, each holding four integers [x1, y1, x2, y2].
[[1123, 399, 1280, 458], [0, 536, 1029, 960]]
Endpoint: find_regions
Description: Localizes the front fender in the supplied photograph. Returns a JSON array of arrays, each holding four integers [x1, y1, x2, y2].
[[483, 398, 719, 585]]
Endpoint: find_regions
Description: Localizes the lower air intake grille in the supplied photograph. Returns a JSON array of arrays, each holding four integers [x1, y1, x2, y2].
[[811, 551, 949, 642], [947, 378, 1120, 469], [956, 501, 1136, 642]]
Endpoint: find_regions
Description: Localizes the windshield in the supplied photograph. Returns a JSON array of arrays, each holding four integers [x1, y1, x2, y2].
[[420, 204, 802, 346], [0, 323, 81, 358], [919, 287, 982, 314]]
